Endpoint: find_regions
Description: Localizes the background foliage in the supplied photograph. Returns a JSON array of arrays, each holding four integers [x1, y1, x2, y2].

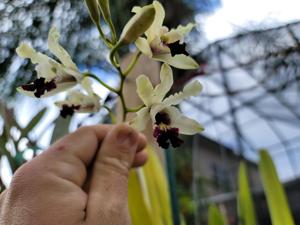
[[0, 0, 220, 98]]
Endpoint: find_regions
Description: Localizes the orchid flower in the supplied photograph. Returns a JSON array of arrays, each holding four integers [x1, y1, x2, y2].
[[130, 63, 204, 149], [16, 27, 82, 98], [133, 1, 199, 70], [55, 78, 101, 118]]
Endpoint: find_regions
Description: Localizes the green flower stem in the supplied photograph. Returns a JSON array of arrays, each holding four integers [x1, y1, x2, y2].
[[96, 23, 113, 47], [126, 104, 145, 113], [113, 55, 143, 121], [98, 30, 140, 122], [117, 75, 127, 121], [83, 72, 118, 93], [109, 42, 122, 68], [108, 19, 117, 44], [123, 51, 142, 76], [79, 45, 135, 122], [117, 74, 143, 121], [107, 43, 130, 121], [87, 39, 127, 121]]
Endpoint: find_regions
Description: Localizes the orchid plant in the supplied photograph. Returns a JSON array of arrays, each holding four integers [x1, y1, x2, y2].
[[16, 0, 203, 149]]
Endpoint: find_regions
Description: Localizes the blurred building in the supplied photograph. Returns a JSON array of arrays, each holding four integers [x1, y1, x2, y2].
[[192, 134, 261, 196], [191, 134, 300, 225], [188, 134, 260, 225]]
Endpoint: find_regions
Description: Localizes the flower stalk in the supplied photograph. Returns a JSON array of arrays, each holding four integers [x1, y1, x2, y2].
[[16, 0, 203, 148], [83, 72, 118, 93], [123, 51, 142, 76]]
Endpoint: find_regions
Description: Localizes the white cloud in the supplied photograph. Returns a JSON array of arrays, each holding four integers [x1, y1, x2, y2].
[[197, 0, 300, 41]]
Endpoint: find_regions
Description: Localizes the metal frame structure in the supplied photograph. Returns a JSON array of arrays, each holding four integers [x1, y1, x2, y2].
[[181, 21, 300, 180]]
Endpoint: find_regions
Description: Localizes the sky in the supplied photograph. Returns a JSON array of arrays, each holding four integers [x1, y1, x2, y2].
[[197, 0, 300, 42]]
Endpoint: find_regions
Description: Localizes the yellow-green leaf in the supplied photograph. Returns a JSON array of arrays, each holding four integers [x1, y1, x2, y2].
[[128, 146, 172, 225], [208, 205, 228, 225], [50, 116, 71, 144], [259, 150, 295, 225], [238, 162, 257, 225], [22, 108, 47, 137], [128, 169, 155, 225]]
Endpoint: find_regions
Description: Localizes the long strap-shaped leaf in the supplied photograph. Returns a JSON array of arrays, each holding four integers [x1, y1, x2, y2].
[[50, 116, 71, 144], [208, 205, 228, 225], [238, 162, 258, 225], [21, 108, 47, 137], [259, 150, 295, 225], [128, 146, 173, 225]]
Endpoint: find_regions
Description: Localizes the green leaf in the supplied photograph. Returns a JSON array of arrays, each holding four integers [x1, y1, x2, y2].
[[0, 103, 22, 136], [259, 150, 295, 225], [50, 116, 71, 144], [14, 151, 26, 167], [22, 108, 47, 137], [238, 162, 257, 225], [0, 134, 18, 172], [129, 146, 173, 225], [208, 205, 228, 225]]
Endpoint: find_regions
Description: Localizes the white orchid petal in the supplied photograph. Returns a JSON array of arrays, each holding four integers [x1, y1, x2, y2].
[[16, 43, 58, 79], [48, 27, 77, 70], [166, 106, 204, 135], [35, 61, 58, 79], [18, 86, 64, 98], [65, 90, 85, 104], [17, 78, 76, 98], [16, 87, 37, 98], [54, 91, 82, 108], [160, 26, 169, 36], [163, 81, 202, 106], [16, 43, 39, 63], [145, 1, 165, 42], [55, 91, 100, 113], [135, 37, 153, 57], [54, 101, 67, 108], [52, 82, 76, 96], [129, 107, 151, 131], [154, 54, 199, 70], [132, 6, 142, 13], [136, 74, 154, 106], [151, 63, 173, 103], [77, 94, 101, 113], [162, 23, 194, 44], [61, 67, 82, 82], [81, 77, 94, 96]]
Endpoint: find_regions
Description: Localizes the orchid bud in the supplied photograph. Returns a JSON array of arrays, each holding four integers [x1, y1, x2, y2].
[[85, 0, 100, 25], [98, 0, 111, 24], [119, 5, 155, 44]]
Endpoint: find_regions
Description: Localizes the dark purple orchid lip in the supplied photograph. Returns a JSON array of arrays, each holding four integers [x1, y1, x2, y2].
[[167, 41, 189, 57], [155, 111, 171, 125], [153, 112, 184, 149], [20, 75, 77, 98], [153, 126, 184, 149], [151, 40, 188, 57], [21, 77, 57, 98], [60, 104, 80, 118]]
